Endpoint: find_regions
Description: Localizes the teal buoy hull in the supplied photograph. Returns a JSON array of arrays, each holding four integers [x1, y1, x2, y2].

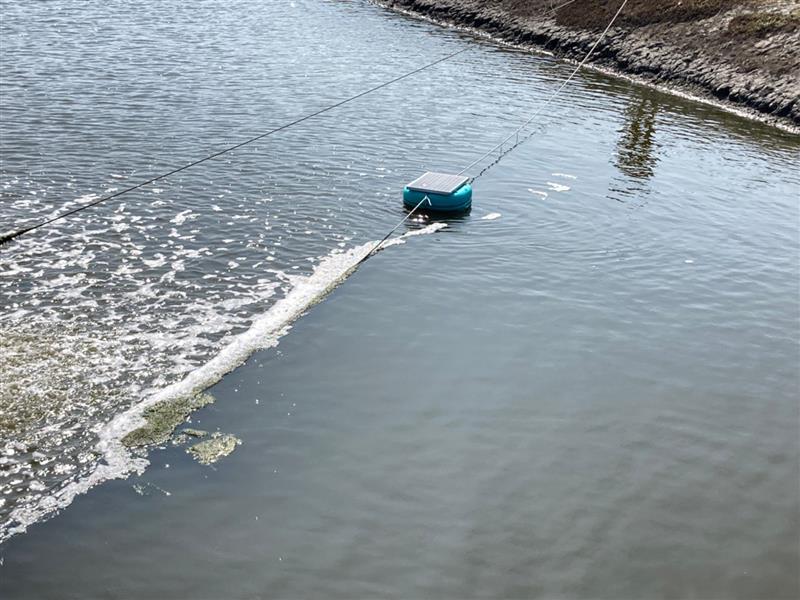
[[403, 183, 472, 213]]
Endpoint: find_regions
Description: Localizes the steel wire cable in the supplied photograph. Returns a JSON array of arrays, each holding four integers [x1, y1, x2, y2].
[[0, 47, 468, 248], [459, 0, 629, 179]]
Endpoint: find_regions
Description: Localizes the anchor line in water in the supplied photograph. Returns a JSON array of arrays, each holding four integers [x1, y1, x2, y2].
[[359, 195, 432, 265], [471, 95, 581, 181], [364, 0, 627, 254], [459, 0, 629, 180], [1, 0, 628, 256], [0, 47, 468, 249], [369, 2, 639, 269]]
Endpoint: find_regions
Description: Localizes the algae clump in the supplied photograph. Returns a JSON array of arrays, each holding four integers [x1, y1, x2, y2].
[[187, 433, 241, 465], [181, 428, 208, 438], [172, 428, 208, 446], [121, 393, 215, 448]]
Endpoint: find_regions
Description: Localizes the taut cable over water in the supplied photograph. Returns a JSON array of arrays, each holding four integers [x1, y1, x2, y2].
[[0, 48, 467, 249], [0, 0, 600, 250], [359, 195, 432, 264], [396, 0, 627, 214], [1, 0, 629, 255], [459, 0, 629, 181]]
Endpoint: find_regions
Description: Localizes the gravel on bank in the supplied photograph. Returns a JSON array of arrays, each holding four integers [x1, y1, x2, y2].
[[379, 0, 800, 130]]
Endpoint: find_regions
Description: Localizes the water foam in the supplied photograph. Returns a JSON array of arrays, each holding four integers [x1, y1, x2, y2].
[[546, 182, 571, 193], [1, 223, 446, 542]]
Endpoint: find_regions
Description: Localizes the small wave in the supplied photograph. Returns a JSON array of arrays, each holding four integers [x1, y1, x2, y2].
[[1, 223, 446, 543], [481, 212, 502, 220]]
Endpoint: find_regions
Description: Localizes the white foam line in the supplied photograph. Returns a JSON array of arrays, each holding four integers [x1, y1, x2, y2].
[[2, 223, 446, 543]]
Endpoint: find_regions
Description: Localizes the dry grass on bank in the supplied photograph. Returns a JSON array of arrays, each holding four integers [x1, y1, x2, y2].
[[727, 9, 800, 37], [501, 0, 799, 36]]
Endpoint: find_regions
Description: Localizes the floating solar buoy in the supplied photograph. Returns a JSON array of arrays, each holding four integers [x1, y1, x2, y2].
[[403, 172, 472, 213]]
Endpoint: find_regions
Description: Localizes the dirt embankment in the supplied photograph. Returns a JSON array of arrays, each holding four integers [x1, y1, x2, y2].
[[380, 0, 800, 129]]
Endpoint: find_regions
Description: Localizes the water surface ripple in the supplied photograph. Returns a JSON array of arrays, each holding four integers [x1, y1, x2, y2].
[[0, 0, 798, 597]]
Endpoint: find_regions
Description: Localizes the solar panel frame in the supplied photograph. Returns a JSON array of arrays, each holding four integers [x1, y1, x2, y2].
[[406, 172, 469, 195]]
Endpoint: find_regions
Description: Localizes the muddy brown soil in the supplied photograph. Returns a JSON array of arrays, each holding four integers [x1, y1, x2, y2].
[[380, 0, 800, 129]]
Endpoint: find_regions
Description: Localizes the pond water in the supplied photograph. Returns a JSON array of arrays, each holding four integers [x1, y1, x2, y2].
[[1, 0, 798, 597]]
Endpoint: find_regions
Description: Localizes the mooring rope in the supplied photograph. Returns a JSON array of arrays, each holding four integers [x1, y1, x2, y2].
[[1, 0, 626, 253], [0, 47, 467, 248], [459, 0, 629, 180], [352, 0, 629, 262], [358, 195, 432, 264]]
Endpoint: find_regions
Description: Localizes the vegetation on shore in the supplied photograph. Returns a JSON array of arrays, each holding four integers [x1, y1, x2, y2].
[[549, 0, 798, 31], [727, 9, 800, 37], [453, 0, 799, 41]]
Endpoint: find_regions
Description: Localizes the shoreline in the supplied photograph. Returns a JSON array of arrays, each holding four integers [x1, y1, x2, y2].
[[376, 0, 800, 133]]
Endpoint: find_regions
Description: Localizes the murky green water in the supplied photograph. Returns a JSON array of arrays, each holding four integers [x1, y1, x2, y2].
[[1, 0, 798, 597]]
